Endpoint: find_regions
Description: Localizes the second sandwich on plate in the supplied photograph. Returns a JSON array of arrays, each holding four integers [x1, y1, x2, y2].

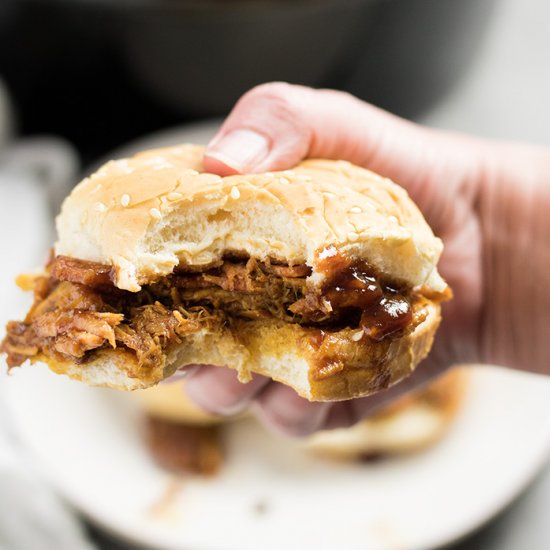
[[134, 368, 468, 474]]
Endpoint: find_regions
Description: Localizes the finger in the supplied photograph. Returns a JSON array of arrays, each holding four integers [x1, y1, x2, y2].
[[252, 383, 331, 437], [203, 82, 485, 234], [185, 365, 269, 415], [204, 82, 428, 181]]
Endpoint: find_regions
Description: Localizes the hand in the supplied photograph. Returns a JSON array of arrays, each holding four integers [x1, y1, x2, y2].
[[184, 82, 550, 436]]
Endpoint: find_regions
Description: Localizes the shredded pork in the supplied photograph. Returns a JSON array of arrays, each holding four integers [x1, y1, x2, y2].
[[1, 254, 417, 376]]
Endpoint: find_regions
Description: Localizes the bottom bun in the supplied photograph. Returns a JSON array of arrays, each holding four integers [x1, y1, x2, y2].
[[39, 300, 440, 402]]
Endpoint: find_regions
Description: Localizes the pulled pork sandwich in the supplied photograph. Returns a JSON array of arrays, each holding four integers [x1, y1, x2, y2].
[[1, 144, 450, 400]]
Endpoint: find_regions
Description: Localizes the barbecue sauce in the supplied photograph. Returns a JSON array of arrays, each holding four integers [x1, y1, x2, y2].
[[317, 249, 413, 342]]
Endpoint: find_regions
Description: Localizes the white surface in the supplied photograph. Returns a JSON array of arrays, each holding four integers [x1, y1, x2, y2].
[[2, 365, 550, 550], [0, 152, 93, 550]]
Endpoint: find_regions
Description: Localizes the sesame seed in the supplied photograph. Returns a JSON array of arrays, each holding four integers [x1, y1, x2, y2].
[[348, 231, 359, 242], [167, 192, 183, 201], [115, 159, 129, 169], [279, 177, 290, 185], [204, 193, 220, 200], [120, 194, 130, 207], [94, 202, 106, 212], [144, 157, 171, 170], [351, 330, 364, 342], [188, 169, 199, 176], [270, 241, 285, 250], [389, 215, 399, 223], [230, 187, 241, 200], [114, 159, 134, 174], [149, 208, 162, 220], [349, 206, 362, 213]]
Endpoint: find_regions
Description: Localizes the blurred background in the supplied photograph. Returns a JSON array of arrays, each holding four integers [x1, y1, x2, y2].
[[0, 0, 500, 162], [1, 0, 550, 549]]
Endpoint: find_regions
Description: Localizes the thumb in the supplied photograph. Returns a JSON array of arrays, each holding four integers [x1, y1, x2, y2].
[[203, 82, 430, 183], [203, 82, 487, 237]]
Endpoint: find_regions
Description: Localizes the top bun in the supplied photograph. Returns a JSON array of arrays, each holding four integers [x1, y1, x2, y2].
[[55, 144, 445, 293]]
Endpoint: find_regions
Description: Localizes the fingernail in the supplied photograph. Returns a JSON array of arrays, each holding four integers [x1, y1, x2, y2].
[[206, 129, 270, 173]]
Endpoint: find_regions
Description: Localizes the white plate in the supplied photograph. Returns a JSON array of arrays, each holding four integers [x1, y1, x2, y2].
[[2, 364, 550, 550]]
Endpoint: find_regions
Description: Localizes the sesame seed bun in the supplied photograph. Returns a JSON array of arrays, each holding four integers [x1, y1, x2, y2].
[[305, 368, 468, 458], [55, 144, 445, 293]]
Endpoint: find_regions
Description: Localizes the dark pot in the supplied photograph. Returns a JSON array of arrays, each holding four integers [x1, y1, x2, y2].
[[113, 0, 498, 117], [115, 0, 376, 115], [0, 0, 498, 156]]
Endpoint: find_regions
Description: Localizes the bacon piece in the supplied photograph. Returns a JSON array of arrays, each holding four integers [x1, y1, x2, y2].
[[50, 256, 113, 288]]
